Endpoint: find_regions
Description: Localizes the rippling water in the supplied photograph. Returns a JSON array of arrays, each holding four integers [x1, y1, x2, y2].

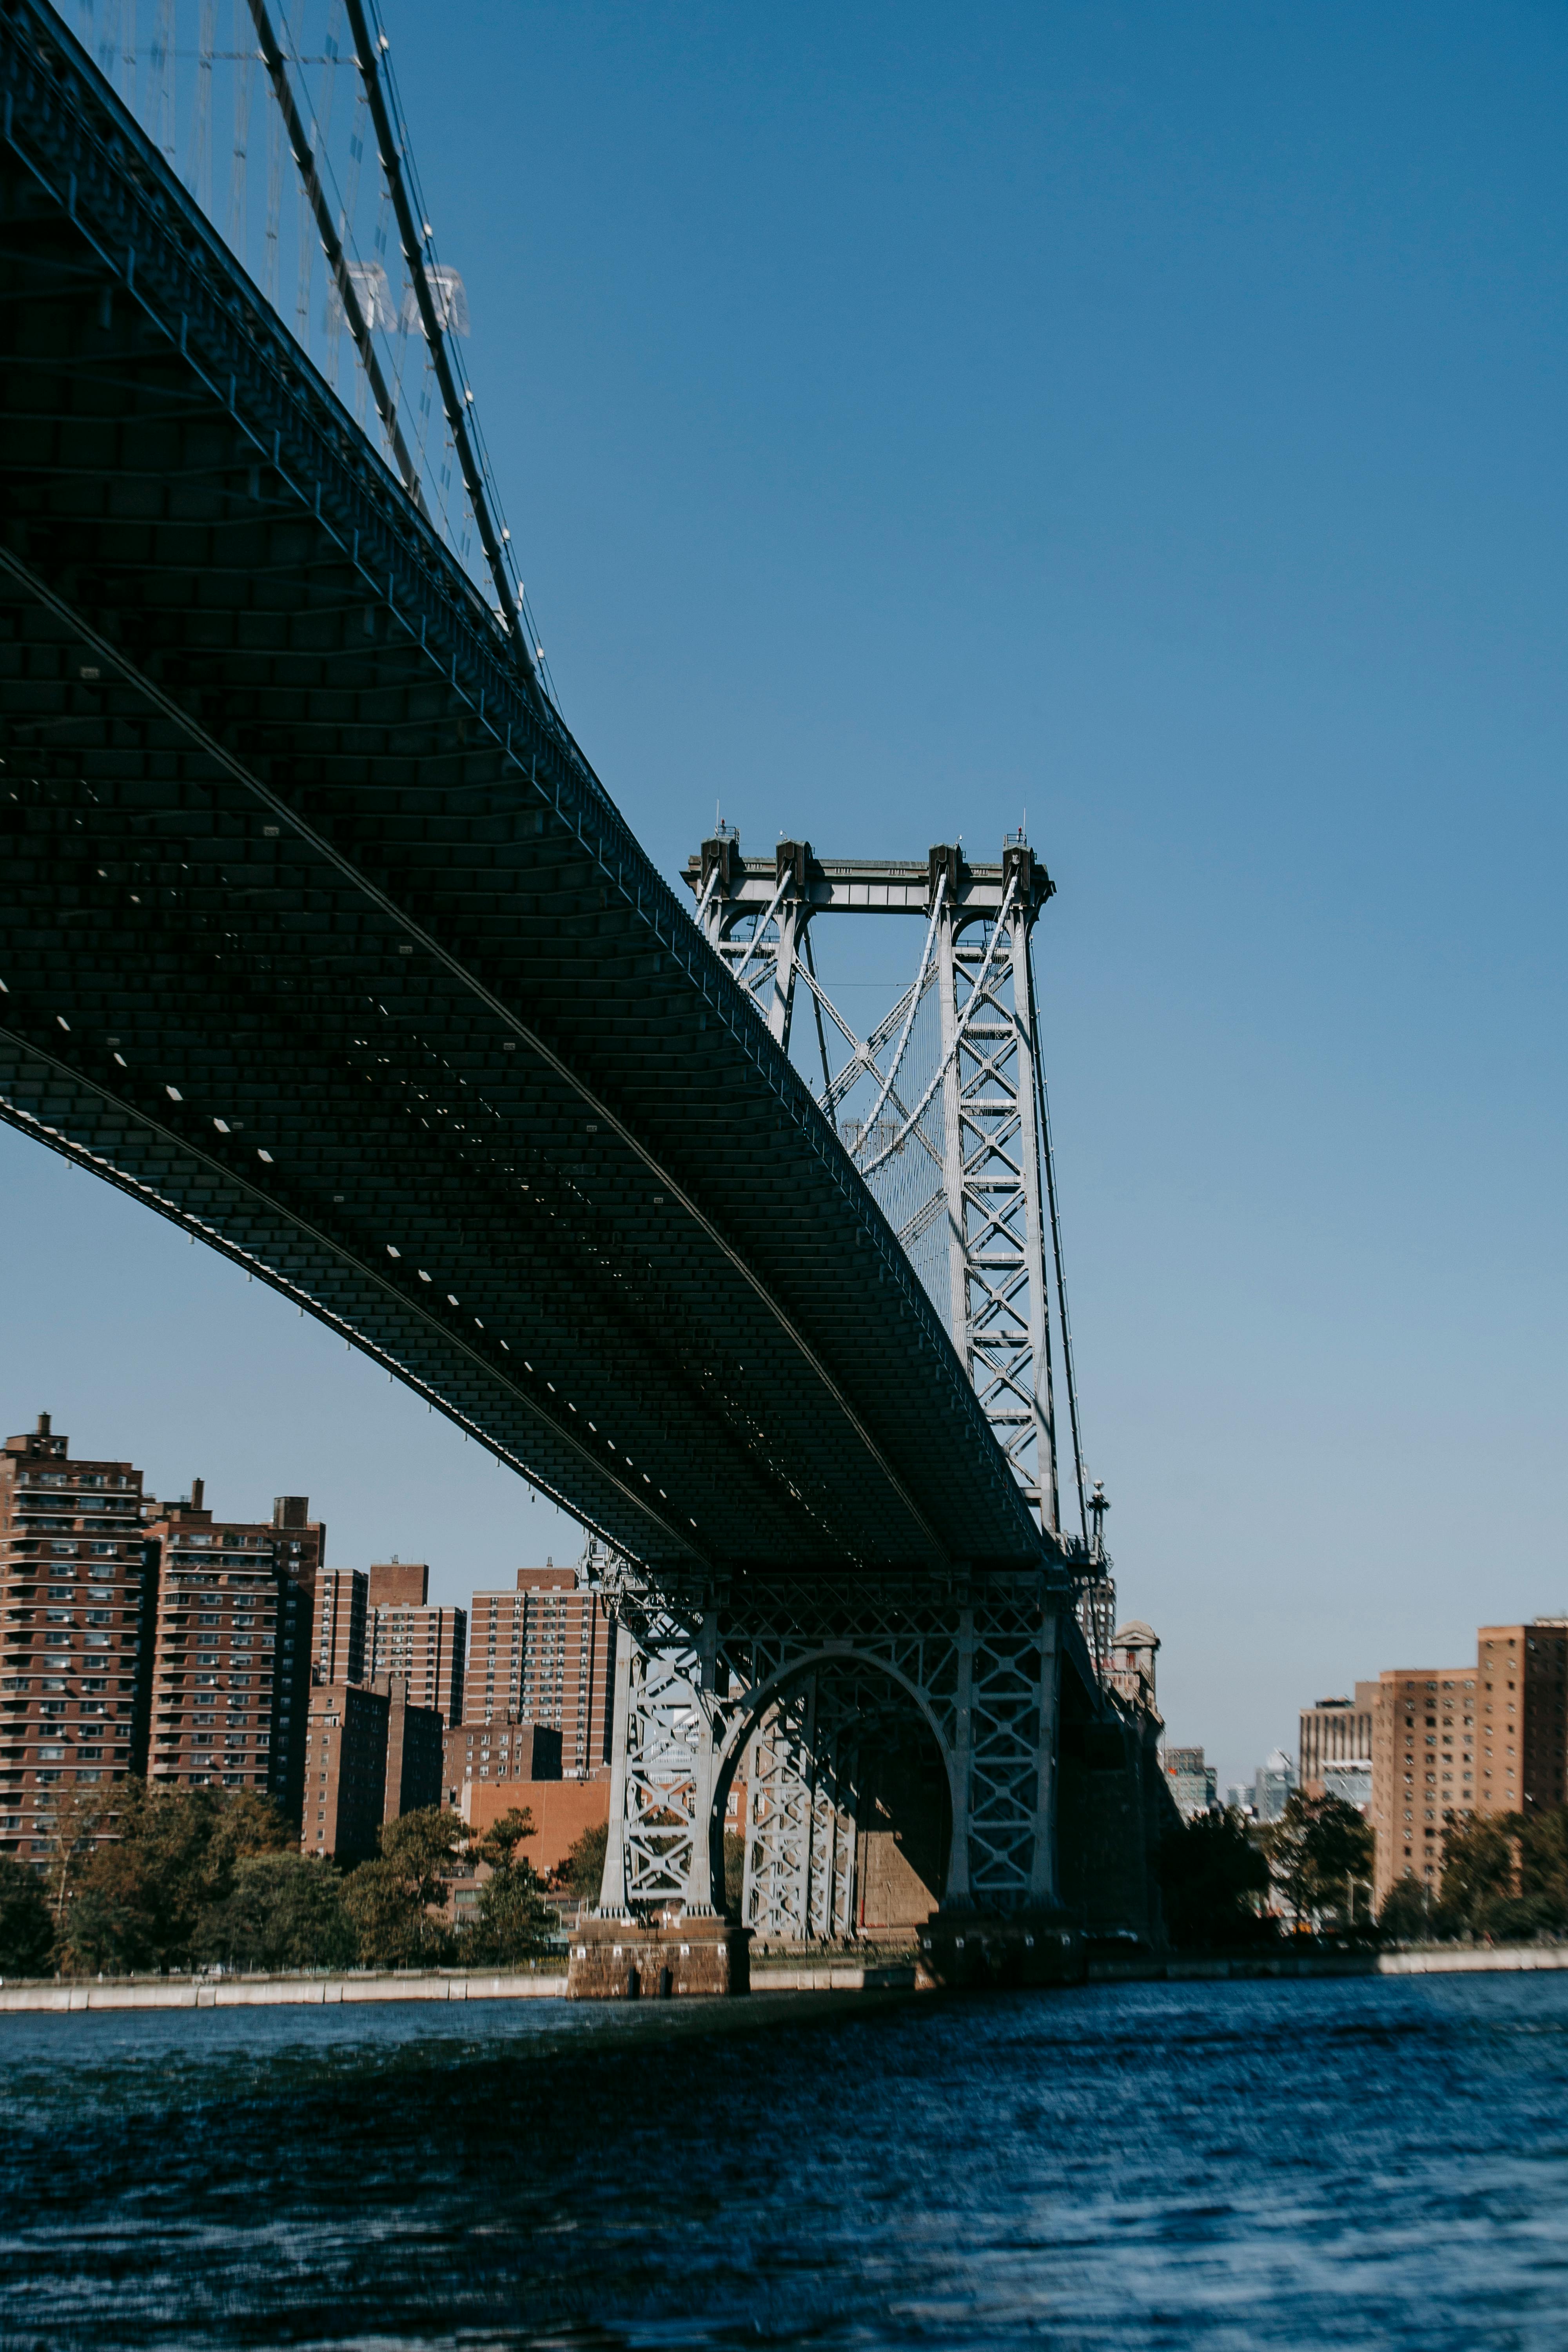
[[3, 1972, 1568, 2348]]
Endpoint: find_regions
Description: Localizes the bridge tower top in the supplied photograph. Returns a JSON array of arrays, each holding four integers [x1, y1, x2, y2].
[[684, 831, 1111, 1668]]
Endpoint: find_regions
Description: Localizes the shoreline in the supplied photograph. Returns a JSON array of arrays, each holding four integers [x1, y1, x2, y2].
[[0, 1941, 1565, 2012]]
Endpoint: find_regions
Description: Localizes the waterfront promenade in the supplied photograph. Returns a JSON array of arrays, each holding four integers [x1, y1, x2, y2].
[[3, 1940, 1567, 2012]]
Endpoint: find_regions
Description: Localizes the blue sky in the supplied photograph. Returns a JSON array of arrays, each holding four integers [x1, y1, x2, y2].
[[7, 0, 1568, 1788]]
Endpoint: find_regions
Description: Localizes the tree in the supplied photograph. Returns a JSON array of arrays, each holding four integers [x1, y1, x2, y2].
[[474, 1806, 537, 1871], [1258, 1793, 1375, 1934], [1439, 1812, 1521, 1936], [63, 1781, 292, 1975], [723, 1829, 746, 1923], [468, 1864, 556, 1964], [342, 1806, 466, 1968], [0, 1857, 56, 1976], [1378, 1876, 1435, 1942], [458, 1806, 556, 1965], [560, 1820, 608, 1904], [194, 1853, 357, 1972], [1159, 1808, 1275, 1949], [1439, 1807, 1568, 1940], [37, 1781, 111, 1935], [1518, 1807, 1568, 1930]]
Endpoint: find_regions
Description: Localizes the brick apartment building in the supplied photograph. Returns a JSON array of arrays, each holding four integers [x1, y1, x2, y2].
[[1370, 1620, 1568, 1905], [383, 1674, 445, 1819], [303, 1673, 444, 1862], [466, 1564, 614, 1775], [143, 1484, 320, 1813], [313, 1568, 367, 1686], [0, 1415, 156, 1854], [367, 1560, 466, 1728], [443, 1716, 562, 1804], [302, 1682, 388, 1864]]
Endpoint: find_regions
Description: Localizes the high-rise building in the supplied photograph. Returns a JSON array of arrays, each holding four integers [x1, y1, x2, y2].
[[366, 1561, 465, 1729], [1370, 1624, 1568, 1907], [1252, 1748, 1298, 1823], [1371, 1660, 1479, 1903], [465, 1561, 615, 1775], [143, 1482, 319, 1820], [1477, 1622, 1568, 1814], [313, 1568, 367, 1686], [1299, 1686, 1377, 1806], [301, 1682, 389, 1864], [0, 1416, 156, 1857], [1162, 1745, 1216, 1817]]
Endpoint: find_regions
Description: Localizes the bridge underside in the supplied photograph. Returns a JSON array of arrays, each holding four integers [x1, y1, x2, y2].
[[0, 0, 1047, 1587]]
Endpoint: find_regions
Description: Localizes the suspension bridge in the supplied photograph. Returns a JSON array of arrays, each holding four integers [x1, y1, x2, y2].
[[0, 0, 1164, 1987]]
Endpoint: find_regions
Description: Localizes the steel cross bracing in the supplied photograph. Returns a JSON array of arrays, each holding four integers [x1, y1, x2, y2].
[[690, 834, 1077, 1543], [0, 0, 1044, 1584], [595, 1564, 1084, 1925]]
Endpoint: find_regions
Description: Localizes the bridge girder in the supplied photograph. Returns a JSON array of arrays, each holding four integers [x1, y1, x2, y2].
[[0, 0, 1046, 1584]]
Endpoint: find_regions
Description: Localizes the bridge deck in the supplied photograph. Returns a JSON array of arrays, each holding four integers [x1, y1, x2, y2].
[[0, 0, 1049, 1583]]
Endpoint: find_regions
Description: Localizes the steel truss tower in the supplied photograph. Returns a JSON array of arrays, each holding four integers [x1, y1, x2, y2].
[[597, 834, 1111, 1938]]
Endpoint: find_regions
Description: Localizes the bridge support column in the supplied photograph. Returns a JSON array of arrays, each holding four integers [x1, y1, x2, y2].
[[579, 1564, 1078, 1993], [572, 1602, 750, 1998], [943, 1602, 975, 1909]]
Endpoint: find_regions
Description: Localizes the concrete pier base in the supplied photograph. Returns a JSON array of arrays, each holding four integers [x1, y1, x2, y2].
[[918, 1912, 1082, 1990], [566, 1915, 751, 1999]]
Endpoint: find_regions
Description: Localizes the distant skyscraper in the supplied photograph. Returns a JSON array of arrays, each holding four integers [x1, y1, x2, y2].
[[301, 1682, 388, 1864], [443, 1716, 563, 1805], [1299, 1688, 1376, 1801], [1252, 1749, 1297, 1823], [377, 1674, 444, 1820], [1162, 1745, 1217, 1818], [367, 1559, 429, 1610]]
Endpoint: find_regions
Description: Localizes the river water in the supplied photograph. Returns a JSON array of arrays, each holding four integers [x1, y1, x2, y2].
[[2, 1971, 1567, 2348]]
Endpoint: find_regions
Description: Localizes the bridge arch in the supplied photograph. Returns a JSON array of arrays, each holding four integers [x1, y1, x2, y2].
[[711, 1648, 955, 1940]]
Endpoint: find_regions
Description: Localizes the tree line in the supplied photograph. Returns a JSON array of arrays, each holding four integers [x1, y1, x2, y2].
[[1159, 1790, 1568, 1949], [0, 1780, 610, 1978]]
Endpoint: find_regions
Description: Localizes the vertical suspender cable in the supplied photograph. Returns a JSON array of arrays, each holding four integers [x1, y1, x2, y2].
[[341, 0, 546, 706], [244, 0, 424, 506], [1026, 930, 1087, 1546]]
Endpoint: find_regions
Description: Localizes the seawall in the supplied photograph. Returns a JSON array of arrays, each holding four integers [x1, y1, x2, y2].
[[2, 1941, 1565, 2013]]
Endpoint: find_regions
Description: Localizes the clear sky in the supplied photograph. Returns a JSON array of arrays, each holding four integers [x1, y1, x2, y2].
[[7, 0, 1568, 1790]]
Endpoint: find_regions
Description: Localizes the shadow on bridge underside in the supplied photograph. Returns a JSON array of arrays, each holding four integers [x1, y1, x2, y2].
[[0, 0, 1046, 1585]]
